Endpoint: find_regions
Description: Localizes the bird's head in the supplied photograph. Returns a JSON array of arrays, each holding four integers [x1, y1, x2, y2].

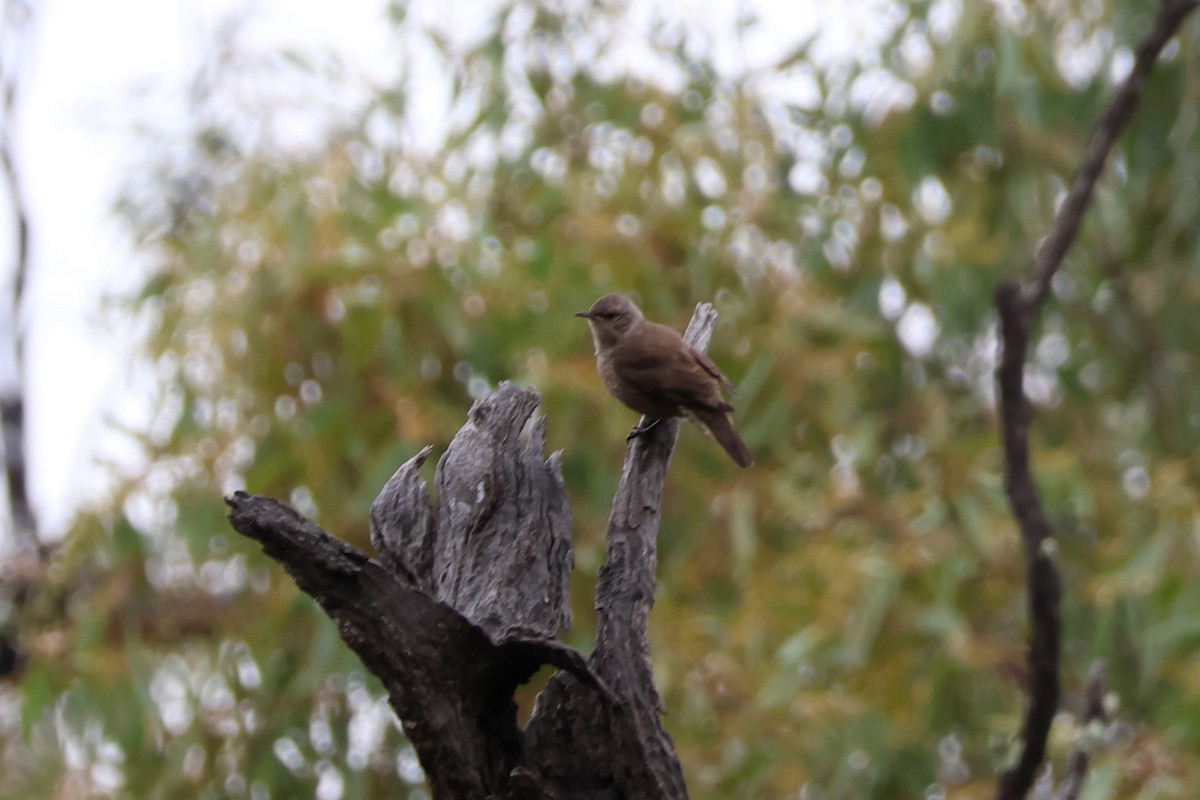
[[575, 293, 644, 350]]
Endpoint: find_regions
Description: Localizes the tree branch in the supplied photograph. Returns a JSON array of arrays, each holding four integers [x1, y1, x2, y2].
[[994, 3, 1197, 798], [1025, 0, 1200, 310], [1055, 661, 1108, 800], [995, 280, 1062, 800]]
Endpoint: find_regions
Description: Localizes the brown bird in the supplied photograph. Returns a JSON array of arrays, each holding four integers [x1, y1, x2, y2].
[[576, 293, 752, 468]]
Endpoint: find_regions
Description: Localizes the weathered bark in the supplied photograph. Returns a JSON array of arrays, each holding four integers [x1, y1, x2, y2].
[[227, 303, 720, 799], [227, 486, 601, 799]]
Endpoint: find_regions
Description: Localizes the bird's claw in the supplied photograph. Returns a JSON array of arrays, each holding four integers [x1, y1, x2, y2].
[[626, 418, 662, 441]]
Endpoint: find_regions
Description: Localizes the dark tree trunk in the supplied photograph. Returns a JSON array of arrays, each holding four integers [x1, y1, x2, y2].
[[226, 303, 721, 799]]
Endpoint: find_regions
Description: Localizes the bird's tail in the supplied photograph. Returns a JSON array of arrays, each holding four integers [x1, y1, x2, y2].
[[689, 408, 753, 468]]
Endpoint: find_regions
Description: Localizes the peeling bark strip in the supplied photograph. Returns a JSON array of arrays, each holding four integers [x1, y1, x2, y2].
[[993, 3, 1198, 798], [370, 386, 574, 643], [228, 303, 719, 799]]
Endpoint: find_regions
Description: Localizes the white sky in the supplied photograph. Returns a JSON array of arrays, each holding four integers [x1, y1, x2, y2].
[[6, 0, 871, 542], [11, 0, 402, 539]]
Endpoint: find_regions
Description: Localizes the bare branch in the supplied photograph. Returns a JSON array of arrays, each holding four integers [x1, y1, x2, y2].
[[1025, 0, 1199, 310], [994, 3, 1198, 798], [1056, 661, 1109, 800], [995, 281, 1063, 800]]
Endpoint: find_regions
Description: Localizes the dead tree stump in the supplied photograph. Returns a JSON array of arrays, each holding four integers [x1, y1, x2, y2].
[[225, 302, 721, 799]]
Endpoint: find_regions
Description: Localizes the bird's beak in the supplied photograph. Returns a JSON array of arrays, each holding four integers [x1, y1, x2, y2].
[[574, 310, 592, 319]]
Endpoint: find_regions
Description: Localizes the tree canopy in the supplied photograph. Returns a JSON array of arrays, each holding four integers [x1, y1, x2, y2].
[[4, 1, 1200, 798]]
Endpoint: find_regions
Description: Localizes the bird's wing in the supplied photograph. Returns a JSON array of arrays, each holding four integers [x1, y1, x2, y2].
[[691, 349, 735, 393], [613, 324, 733, 412]]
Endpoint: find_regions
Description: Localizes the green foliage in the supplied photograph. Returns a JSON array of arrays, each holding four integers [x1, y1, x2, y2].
[[5, 1, 1200, 797]]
